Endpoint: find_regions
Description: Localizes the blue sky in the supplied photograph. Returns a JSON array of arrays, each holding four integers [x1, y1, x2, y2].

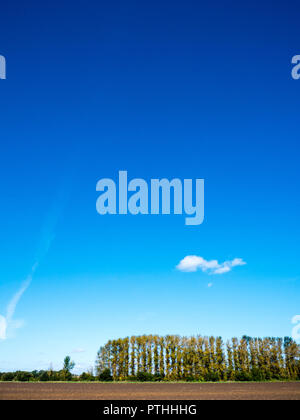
[[0, 0, 299, 373]]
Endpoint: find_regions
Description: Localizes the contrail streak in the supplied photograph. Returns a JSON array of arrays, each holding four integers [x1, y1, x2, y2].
[[5, 262, 39, 324], [0, 274, 34, 340], [0, 182, 70, 341]]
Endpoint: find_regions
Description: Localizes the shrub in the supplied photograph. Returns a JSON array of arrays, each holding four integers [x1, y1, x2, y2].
[[98, 369, 113, 381], [185, 376, 197, 382], [14, 371, 33, 382], [204, 371, 220, 382], [125, 375, 137, 381], [251, 368, 266, 382], [235, 371, 252, 382], [31, 370, 39, 379], [1, 372, 15, 381], [80, 372, 95, 381], [38, 371, 50, 382], [136, 371, 154, 382], [57, 369, 73, 381]]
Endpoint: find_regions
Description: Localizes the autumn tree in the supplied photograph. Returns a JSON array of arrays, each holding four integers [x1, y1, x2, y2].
[[95, 334, 299, 382]]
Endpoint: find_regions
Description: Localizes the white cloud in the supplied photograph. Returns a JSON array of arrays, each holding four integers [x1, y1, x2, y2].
[[231, 258, 245, 267], [207, 283, 213, 288], [6, 277, 32, 323], [71, 348, 86, 354], [176, 255, 246, 275], [292, 315, 300, 341], [0, 193, 66, 341], [0, 315, 7, 340], [213, 265, 230, 274], [0, 278, 32, 341]]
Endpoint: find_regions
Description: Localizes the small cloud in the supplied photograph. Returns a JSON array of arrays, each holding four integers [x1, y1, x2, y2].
[[292, 315, 300, 324], [213, 265, 231, 274], [71, 348, 86, 354], [176, 255, 246, 275], [292, 315, 300, 342], [231, 258, 246, 267], [0, 277, 32, 341], [0, 315, 7, 340], [207, 283, 213, 288]]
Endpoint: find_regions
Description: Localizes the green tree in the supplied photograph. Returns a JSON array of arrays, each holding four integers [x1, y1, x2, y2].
[[98, 368, 113, 381], [61, 355, 75, 380], [63, 355, 75, 372]]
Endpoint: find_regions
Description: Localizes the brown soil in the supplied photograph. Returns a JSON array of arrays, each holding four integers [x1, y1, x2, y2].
[[0, 381, 299, 400]]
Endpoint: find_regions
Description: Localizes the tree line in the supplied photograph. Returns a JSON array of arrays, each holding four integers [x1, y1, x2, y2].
[[0, 356, 80, 382], [95, 335, 300, 382], [1, 335, 299, 382]]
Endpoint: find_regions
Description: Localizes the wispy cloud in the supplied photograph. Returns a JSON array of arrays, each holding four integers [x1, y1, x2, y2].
[[0, 264, 38, 341], [176, 255, 246, 275], [0, 316, 7, 340], [292, 315, 300, 342], [71, 348, 86, 354], [0, 186, 68, 341]]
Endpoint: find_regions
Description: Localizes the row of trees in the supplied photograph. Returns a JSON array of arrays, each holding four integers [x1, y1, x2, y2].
[[0, 355, 114, 382], [0, 356, 78, 382], [95, 335, 300, 382], [1, 336, 299, 382]]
